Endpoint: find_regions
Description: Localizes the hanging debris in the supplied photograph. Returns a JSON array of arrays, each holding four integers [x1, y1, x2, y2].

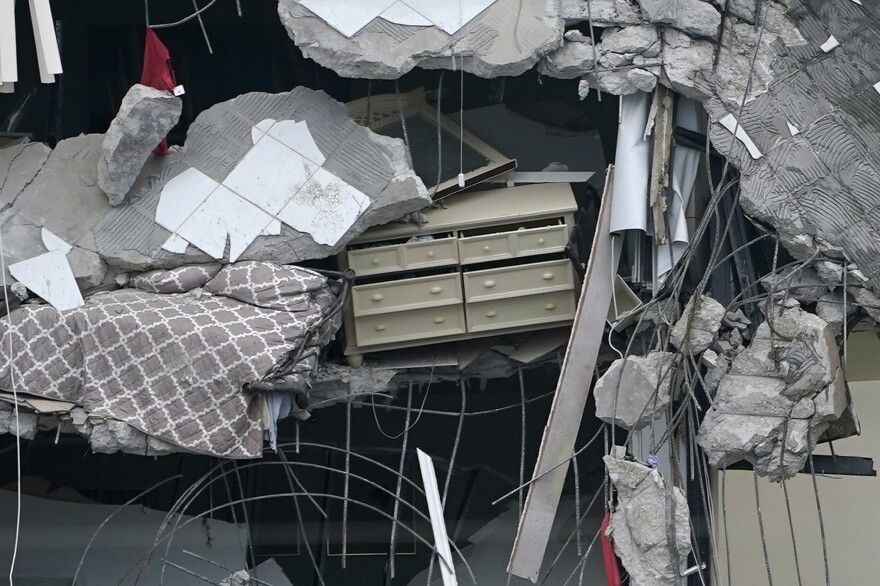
[[604, 455, 692, 586]]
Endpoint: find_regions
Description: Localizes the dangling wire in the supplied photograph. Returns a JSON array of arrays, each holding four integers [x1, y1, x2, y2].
[[1, 223, 23, 585]]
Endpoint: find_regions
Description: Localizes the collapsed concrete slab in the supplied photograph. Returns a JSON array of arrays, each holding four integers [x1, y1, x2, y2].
[[94, 88, 430, 271], [0, 141, 51, 209], [278, 0, 563, 79], [11, 134, 114, 255], [670, 295, 725, 355], [698, 301, 848, 481], [604, 456, 691, 586], [594, 351, 676, 430], [98, 84, 182, 206]]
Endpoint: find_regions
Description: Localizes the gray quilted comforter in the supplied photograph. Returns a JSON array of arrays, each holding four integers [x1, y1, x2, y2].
[[0, 261, 341, 458]]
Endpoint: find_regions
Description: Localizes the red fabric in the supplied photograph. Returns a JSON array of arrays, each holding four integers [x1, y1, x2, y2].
[[140, 28, 176, 154], [600, 512, 623, 586]]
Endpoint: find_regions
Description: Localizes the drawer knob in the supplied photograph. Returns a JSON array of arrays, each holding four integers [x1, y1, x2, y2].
[[538, 238, 546, 245], [542, 272, 555, 280], [433, 316, 446, 324], [483, 280, 496, 288], [485, 310, 498, 318], [427, 251, 435, 258], [430, 286, 443, 294], [372, 258, 380, 265], [544, 303, 557, 311], [374, 324, 386, 331], [371, 293, 384, 302], [483, 245, 491, 252]]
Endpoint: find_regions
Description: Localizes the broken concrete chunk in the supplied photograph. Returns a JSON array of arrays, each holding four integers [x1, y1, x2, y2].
[[722, 308, 750, 330], [660, 29, 715, 99], [670, 295, 725, 354], [760, 265, 829, 302], [814, 260, 844, 289], [68, 247, 107, 290], [278, 0, 563, 79], [0, 404, 39, 439], [538, 31, 595, 78], [604, 456, 691, 586], [637, 0, 721, 38], [594, 351, 676, 430], [815, 290, 856, 333], [849, 286, 880, 323], [95, 88, 430, 270], [701, 349, 730, 397], [98, 84, 182, 206]]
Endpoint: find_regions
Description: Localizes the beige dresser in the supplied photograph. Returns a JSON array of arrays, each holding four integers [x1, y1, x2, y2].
[[339, 184, 579, 364]]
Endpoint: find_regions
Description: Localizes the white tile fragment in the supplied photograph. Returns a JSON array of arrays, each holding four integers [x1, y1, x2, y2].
[[874, 81, 880, 94], [224, 132, 317, 215], [719, 113, 763, 160], [264, 120, 326, 165], [40, 228, 72, 254], [9, 250, 84, 311], [417, 449, 458, 586], [156, 118, 372, 259], [261, 218, 282, 236], [380, 2, 433, 26], [300, 0, 496, 37], [161, 233, 190, 254], [276, 166, 371, 246], [174, 185, 273, 262], [851, 0, 862, 5], [786, 121, 800, 136], [155, 168, 219, 233], [820, 35, 839, 52]]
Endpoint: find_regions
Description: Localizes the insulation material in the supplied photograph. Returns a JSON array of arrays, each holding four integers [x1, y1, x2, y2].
[[0, 261, 341, 458], [609, 91, 651, 234]]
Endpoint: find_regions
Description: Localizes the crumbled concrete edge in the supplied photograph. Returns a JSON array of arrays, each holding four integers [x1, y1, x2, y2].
[[697, 299, 848, 481], [278, 0, 564, 79]]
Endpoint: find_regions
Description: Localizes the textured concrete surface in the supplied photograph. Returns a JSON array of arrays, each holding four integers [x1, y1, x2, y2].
[[94, 88, 430, 270], [98, 84, 182, 206]]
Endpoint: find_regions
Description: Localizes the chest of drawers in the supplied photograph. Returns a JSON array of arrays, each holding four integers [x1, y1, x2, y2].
[[339, 184, 580, 364]]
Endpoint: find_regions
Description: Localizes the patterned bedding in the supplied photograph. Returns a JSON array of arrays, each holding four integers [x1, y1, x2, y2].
[[0, 261, 341, 458]]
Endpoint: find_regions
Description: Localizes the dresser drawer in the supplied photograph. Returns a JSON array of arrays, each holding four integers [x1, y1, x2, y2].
[[463, 259, 575, 302], [352, 273, 462, 316], [347, 236, 459, 277], [355, 304, 466, 346], [466, 290, 576, 333], [458, 223, 569, 265]]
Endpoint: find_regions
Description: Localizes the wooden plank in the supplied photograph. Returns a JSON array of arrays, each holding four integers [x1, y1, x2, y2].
[[507, 166, 618, 582]]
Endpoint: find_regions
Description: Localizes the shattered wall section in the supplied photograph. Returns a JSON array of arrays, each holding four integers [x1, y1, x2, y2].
[[94, 88, 430, 271], [278, 0, 563, 78], [697, 299, 848, 481]]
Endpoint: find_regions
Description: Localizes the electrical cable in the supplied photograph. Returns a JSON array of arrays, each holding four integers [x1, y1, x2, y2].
[[0, 223, 22, 586]]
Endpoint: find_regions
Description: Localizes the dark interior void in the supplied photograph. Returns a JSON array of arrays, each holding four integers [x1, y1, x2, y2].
[[0, 1, 632, 583], [0, 364, 610, 584], [0, 0, 619, 163]]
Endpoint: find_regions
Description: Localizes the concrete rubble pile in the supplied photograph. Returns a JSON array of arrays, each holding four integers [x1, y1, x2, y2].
[[697, 298, 848, 481], [604, 454, 692, 586]]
